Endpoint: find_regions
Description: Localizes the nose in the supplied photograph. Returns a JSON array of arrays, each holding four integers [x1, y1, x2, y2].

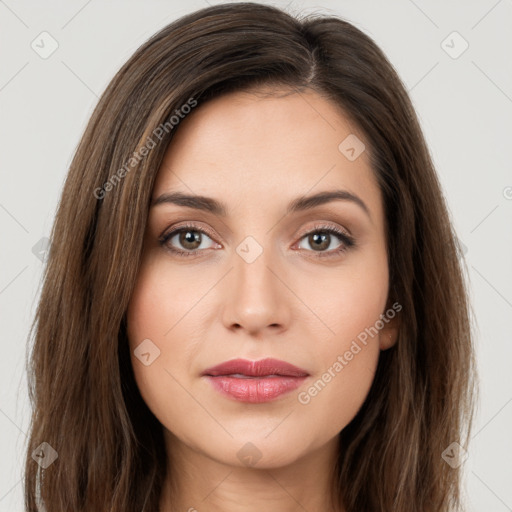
[[221, 244, 291, 336]]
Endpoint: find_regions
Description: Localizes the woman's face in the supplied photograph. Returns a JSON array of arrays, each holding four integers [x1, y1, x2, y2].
[[126, 87, 398, 469]]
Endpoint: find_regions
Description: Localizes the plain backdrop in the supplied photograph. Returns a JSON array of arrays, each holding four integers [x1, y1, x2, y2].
[[1, 0, 511, 510]]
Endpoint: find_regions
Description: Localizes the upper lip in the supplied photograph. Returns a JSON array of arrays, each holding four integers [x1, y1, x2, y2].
[[202, 358, 309, 377]]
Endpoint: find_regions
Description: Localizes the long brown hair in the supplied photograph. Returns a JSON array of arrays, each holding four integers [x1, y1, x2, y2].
[[23, 2, 477, 511]]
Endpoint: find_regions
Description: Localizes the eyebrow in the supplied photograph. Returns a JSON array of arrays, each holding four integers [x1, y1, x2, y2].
[[151, 189, 371, 220]]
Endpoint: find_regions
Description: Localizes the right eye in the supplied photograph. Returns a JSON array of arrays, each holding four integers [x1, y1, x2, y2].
[[159, 223, 220, 257]]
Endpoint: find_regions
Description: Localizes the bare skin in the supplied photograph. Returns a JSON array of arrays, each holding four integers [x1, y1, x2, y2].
[[126, 86, 399, 512]]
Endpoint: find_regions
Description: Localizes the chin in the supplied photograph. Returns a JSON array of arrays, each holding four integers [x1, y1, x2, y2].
[[197, 429, 318, 469]]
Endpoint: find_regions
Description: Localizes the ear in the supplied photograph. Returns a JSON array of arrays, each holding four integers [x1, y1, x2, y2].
[[378, 301, 401, 351]]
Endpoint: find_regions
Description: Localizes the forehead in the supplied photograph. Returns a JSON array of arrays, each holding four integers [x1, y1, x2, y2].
[[152, 88, 382, 222]]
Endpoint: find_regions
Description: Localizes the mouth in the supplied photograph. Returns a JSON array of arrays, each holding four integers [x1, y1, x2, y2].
[[202, 358, 309, 403]]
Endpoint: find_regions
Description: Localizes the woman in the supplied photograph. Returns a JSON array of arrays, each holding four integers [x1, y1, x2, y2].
[[24, 2, 477, 511]]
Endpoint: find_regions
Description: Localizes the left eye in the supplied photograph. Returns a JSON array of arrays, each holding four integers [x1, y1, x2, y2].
[[296, 228, 346, 252]]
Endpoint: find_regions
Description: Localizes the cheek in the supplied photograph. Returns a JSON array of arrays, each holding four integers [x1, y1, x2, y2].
[[125, 261, 182, 404], [292, 253, 388, 430], [294, 303, 383, 441], [126, 255, 201, 349], [125, 252, 216, 411], [126, 274, 166, 346], [294, 245, 389, 347]]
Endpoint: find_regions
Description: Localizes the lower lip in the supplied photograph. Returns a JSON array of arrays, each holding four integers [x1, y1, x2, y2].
[[204, 375, 308, 403]]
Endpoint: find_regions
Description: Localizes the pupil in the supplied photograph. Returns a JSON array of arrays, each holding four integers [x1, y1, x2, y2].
[[311, 232, 329, 251], [181, 230, 200, 249]]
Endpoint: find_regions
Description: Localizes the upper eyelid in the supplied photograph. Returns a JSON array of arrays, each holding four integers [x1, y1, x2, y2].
[[297, 222, 351, 239], [160, 221, 217, 242]]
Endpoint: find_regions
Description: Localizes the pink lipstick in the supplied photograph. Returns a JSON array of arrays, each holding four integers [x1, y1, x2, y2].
[[202, 358, 309, 403]]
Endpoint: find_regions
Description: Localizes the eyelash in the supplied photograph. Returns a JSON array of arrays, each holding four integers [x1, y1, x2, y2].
[[158, 222, 356, 259]]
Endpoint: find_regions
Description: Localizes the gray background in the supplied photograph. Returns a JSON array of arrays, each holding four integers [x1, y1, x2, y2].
[[1, 0, 511, 509]]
